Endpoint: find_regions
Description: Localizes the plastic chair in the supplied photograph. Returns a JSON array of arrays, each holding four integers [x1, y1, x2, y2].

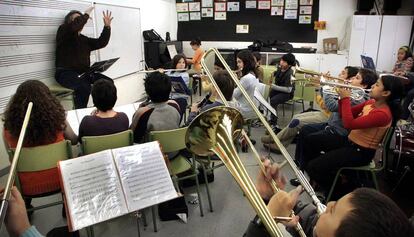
[[150, 127, 204, 220], [81, 130, 133, 155], [9, 140, 73, 212], [326, 127, 395, 202], [282, 80, 305, 117], [48, 84, 75, 109]]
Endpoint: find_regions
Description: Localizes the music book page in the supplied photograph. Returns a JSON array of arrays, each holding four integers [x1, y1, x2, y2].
[[59, 150, 128, 231], [112, 142, 178, 211], [58, 142, 178, 231], [66, 110, 80, 136], [113, 104, 136, 126], [76, 107, 96, 123]]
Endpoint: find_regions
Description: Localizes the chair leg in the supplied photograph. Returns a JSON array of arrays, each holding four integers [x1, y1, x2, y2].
[[202, 164, 213, 212], [142, 210, 148, 227], [291, 102, 295, 118], [86, 226, 94, 237], [327, 171, 342, 202], [301, 101, 305, 112], [151, 206, 158, 232], [282, 104, 285, 116], [136, 212, 141, 237], [371, 171, 379, 191], [192, 158, 204, 217]]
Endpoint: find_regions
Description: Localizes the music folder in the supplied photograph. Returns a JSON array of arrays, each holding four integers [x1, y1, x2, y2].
[[58, 141, 178, 231], [78, 57, 120, 78]]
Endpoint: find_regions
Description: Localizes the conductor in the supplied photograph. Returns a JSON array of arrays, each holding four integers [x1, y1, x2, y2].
[[55, 6, 113, 109]]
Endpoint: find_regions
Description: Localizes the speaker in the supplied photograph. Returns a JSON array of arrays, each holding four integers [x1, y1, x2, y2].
[[356, 0, 375, 14]]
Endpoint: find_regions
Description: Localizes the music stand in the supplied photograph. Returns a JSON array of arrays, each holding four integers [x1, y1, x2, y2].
[[360, 55, 376, 71], [78, 57, 120, 78], [170, 76, 191, 95]]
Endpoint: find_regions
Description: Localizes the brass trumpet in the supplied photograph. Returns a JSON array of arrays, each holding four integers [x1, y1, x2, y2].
[[295, 66, 347, 82], [186, 48, 326, 237]]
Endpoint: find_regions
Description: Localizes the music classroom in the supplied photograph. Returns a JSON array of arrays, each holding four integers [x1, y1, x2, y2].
[[1, 0, 414, 237]]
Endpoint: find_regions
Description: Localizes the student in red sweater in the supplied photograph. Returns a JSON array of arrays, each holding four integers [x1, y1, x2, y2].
[[305, 75, 403, 194]]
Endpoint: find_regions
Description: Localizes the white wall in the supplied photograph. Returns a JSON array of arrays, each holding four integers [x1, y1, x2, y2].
[[0, 0, 178, 172], [182, 0, 358, 56]]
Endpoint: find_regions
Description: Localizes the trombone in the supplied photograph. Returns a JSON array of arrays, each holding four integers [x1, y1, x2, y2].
[[186, 48, 326, 237]]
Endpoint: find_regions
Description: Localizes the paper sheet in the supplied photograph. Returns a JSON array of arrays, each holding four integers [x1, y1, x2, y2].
[[66, 110, 80, 136], [114, 104, 137, 126], [112, 142, 178, 211], [59, 150, 128, 230]]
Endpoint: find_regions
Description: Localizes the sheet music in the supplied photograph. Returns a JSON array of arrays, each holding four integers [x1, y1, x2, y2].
[[114, 104, 136, 126], [112, 142, 178, 211], [59, 150, 128, 230], [167, 44, 178, 59], [76, 107, 96, 124], [133, 102, 142, 110], [254, 88, 277, 117], [66, 110, 80, 136]]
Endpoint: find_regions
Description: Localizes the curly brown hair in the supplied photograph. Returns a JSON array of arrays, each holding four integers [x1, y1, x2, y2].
[[3, 80, 66, 146]]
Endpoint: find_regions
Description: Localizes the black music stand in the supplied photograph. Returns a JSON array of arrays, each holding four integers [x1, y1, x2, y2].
[[78, 57, 120, 78]]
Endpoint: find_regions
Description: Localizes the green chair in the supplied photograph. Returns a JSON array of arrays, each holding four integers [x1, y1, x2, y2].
[[150, 127, 204, 218], [326, 127, 395, 202], [262, 65, 276, 85], [9, 140, 73, 213], [282, 79, 305, 117], [81, 130, 133, 155], [48, 84, 75, 109]]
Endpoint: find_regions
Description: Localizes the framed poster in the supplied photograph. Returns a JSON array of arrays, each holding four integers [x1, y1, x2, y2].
[[202, 0, 213, 7], [299, 15, 312, 24], [284, 9, 297, 19], [215, 2, 226, 11], [271, 6, 283, 16], [227, 2, 240, 11], [201, 8, 214, 17], [214, 11, 227, 20], [176, 3, 189, 12], [285, 0, 298, 9], [271, 0, 284, 6], [246, 1, 257, 9], [177, 12, 190, 21], [190, 12, 201, 20], [258, 1, 271, 9], [189, 2, 201, 11], [299, 6, 312, 14]]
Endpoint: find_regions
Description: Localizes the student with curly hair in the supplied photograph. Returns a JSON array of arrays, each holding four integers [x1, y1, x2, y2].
[[3, 80, 77, 201]]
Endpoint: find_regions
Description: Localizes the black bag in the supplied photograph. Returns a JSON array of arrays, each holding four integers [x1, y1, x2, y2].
[[158, 195, 188, 221], [143, 29, 163, 41]]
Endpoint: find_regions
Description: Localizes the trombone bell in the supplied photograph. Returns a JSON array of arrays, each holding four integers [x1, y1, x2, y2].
[[185, 106, 244, 156]]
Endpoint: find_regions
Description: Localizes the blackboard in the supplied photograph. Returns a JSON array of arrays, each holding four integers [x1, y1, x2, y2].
[[177, 0, 319, 43]]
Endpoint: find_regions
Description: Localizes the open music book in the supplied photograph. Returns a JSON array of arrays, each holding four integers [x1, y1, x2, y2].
[[66, 102, 142, 136], [58, 141, 178, 231]]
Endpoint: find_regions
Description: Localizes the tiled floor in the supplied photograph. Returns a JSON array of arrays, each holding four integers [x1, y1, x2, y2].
[[1, 96, 413, 237]]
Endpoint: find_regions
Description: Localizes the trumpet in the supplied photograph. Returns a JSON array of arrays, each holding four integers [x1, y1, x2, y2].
[[292, 75, 370, 100], [187, 48, 326, 237]]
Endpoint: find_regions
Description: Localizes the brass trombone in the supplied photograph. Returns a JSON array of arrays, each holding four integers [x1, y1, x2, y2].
[[186, 48, 326, 237]]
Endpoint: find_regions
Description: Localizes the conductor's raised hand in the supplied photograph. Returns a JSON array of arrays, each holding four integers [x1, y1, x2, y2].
[[256, 159, 286, 200], [103, 10, 113, 27]]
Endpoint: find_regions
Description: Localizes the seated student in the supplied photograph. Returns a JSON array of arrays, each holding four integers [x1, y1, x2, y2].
[[166, 54, 190, 87], [252, 51, 264, 83], [302, 75, 403, 195], [262, 66, 359, 152], [243, 160, 414, 237], [187, 70, 235, 124], [3, 81, 77, 197], [78, 79, 129, 140], [393, 46, 413, 77], [293, 68, 377, 162], [233, 50, 259, 120], [130, 72, 181, 143], [269, 53, 296, 129]]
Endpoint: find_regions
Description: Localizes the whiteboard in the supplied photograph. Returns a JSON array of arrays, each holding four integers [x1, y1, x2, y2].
[[93, 3, 143, 79]]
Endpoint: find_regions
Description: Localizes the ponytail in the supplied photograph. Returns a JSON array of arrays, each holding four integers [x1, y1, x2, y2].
[[381, 75, 404, 125]]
